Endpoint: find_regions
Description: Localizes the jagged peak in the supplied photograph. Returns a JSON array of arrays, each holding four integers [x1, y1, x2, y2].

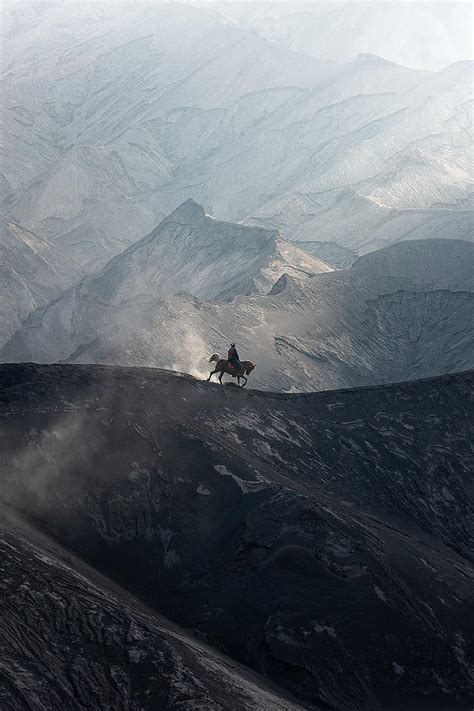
[[120, 199, 280, 261], [356, 52, 387, 62], [268, 272, 294, 295], [163, 200, 280, 243], [351, 53, 409, 70], [165, 198, 206, 224]]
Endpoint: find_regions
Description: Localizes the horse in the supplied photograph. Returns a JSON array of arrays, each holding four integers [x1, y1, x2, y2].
[[207, 353, 256, 387]]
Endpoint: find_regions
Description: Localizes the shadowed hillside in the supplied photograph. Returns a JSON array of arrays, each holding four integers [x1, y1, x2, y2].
[[0, 363, 472, 709], [0, 505, 308, 710]]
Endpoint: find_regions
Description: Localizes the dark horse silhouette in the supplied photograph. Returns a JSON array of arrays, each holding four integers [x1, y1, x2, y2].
[[207, 353, 256, 387]]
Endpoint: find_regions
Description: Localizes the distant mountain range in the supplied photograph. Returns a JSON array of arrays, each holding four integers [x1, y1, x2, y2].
[[0, 201, 332, 363], [1, 2, 472, 271], [0, 2, 472, 390], [253, 188, 473, 266], [2, 202, 472, 393]]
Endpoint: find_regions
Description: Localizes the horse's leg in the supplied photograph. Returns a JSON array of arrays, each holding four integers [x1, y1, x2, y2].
[[207, 367, 218, 382], [218, 371, 224, 384], [241, 375, 248, 387]]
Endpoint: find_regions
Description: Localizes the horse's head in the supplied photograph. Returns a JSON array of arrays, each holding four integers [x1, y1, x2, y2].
[[246, 362, 256, 375], [209, 353, 221, 363]]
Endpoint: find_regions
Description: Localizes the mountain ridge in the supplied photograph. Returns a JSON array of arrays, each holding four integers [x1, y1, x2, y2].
[[0, 201, 333, 363]]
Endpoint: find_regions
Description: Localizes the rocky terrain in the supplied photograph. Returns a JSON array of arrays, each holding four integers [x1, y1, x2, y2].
[[1, 2, 472, 270], [5, 236, 469, 392], [0, 362, 472, 709], [0, 506, 307, 711]]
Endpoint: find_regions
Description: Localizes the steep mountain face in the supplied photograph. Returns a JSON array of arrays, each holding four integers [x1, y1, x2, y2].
[[1, 2, 472, 268], [0, 508, 305, 711], [4, 145, 167, 271], [244, 58, 473, 258], [42, 238, 473, 392], [0, 217, 81, 348], [0, 363, 472, 709], [0, 200, 332, 364]]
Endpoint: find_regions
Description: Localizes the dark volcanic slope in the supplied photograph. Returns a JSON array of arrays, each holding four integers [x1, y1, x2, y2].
[[0, 364, 473, 710], [0, 507, 305, 711]]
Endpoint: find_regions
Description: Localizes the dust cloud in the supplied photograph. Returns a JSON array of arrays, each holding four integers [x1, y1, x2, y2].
[[170, 327, 218, 380]]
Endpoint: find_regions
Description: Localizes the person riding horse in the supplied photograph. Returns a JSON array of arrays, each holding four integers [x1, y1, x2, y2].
[[228, 342, 242, 373], [208, 346, 256, 387]]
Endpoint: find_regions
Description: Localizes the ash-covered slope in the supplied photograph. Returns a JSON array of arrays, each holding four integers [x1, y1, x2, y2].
[[1, 2, 338, 264], [65, 239, 474, 392], [0, 200, 332, 364], [246, 58, 473, 259], [0, 217, 81, 348], [4, 145, 167, 271], [0, 363, 472, 710], [0, 507, 306, 711]]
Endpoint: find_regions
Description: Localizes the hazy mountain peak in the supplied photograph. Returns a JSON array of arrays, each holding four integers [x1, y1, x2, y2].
[[0, 207, 333, 363], [166, 198, 207, 224], [133, 200, 280, 256], [353, 53, 396, 66]]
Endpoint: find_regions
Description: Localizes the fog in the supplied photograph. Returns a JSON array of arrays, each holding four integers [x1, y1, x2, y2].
[[3, 0, 472, 71], [186, 0, 473, 69]]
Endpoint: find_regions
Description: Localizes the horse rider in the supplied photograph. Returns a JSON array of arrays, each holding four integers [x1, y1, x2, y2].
[[228, 342, 242, 372]]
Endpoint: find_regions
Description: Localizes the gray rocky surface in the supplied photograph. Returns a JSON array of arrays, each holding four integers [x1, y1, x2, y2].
[[0, 505, 307, 710]]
